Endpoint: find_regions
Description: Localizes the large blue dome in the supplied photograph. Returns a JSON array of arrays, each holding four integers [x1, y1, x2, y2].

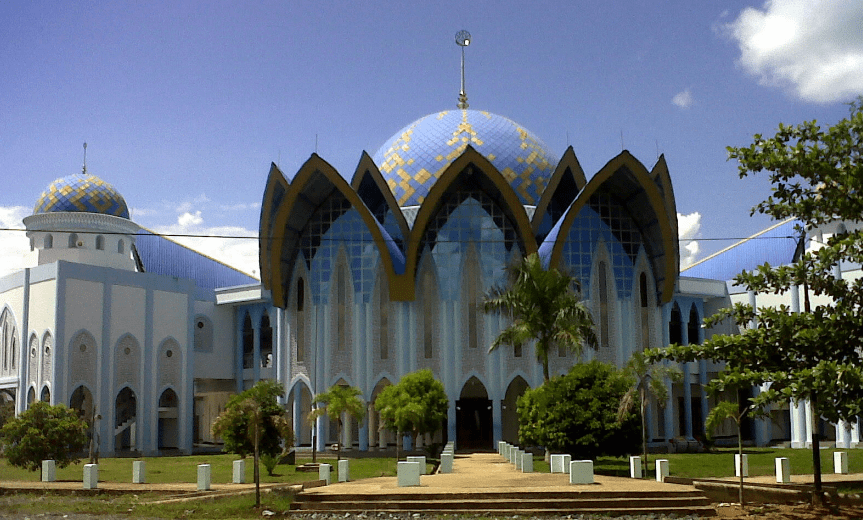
[[34, 173, 130, 219], [372, 109, 557, 207]]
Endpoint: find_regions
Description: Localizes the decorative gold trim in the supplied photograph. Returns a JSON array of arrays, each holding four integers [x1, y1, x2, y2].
[[532, 146, 587, 234], [547, 151, 678, 304], [259, 163, 291, 301], [349, 151, 411, 240]]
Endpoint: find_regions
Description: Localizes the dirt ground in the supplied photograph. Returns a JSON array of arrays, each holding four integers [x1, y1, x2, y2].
[[714, 502, 863, 519]]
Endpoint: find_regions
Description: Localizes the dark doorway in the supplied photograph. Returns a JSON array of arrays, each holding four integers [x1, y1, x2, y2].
[[456, 376, 492, 450]]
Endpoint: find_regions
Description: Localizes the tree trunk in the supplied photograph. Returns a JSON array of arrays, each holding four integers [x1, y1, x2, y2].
[[640, 387, 648, 478], [810, 397, 823, 506], [736, 420, 744, 507], [254, 419, 261, 508]]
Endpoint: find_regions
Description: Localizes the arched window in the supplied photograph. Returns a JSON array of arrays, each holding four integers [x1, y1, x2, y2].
[[68, 233, 79, 248], [669, 303, 683, 345], [95, 235, 105, 250], [44, 234, 53, 249], [296, 278, 305, 363], [465, 259, 480, 350], [335, 265, 349, 351], [260, 312, 273, 368], [377, 275, 388, 360], [688, 305, 701, 345], [598, 261, 610, 349], [639, 272, 650, 350], [242, 313, 253, 369], [118, 239, 125, 254], [194, 316, 213, 352], [422, 269, 436, 359]]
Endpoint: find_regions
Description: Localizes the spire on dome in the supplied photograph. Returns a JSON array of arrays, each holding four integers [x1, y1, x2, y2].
[[455, 30, 471, 109], [82, 142, 88, 174]]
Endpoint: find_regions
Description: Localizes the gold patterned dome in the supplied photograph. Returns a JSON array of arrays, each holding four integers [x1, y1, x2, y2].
[[33, 173, 130, 219], [372, 109, 557, 207]]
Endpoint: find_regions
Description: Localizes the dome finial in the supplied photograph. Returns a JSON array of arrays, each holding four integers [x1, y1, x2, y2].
[[82, 142, 88, 174], [455, 30, 471, 109]]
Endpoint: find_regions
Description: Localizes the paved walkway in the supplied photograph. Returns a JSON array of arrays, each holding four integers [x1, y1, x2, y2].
[[302, 452, 696, 495]]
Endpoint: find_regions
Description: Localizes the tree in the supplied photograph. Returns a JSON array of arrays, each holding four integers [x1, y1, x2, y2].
[[375, 369, 448, 460], [648, 99, 863, 502], [705, 392, 760, 508], [212, 380, 288, 507], [617, 351, 681, 478], [484, 252, 598, 382], [518, 360, 640, 460], [309, 384, 365, 461], [0, 402, 88, 474]]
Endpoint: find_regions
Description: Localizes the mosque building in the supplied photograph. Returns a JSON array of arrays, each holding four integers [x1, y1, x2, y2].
[[2, 37, 845, 455]]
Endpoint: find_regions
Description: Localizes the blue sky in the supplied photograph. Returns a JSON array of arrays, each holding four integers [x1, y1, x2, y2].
[[2, 0, 862, 277]]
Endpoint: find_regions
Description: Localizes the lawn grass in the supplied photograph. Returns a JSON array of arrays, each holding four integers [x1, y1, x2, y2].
[[594, 447, 863, 479]]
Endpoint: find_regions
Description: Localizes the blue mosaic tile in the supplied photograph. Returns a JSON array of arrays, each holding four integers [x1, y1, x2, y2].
[[34, 173, 130, 219]]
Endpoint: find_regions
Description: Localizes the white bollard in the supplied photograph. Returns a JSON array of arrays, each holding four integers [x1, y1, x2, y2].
[[655, 459, 669, 482], [834, 451, 849, 474], [629, 456, 642, 479], [569, 460, 594, 485], [521, 451, 533, 473], [197, 464, 211, 491], [41, 460, 56, 482], [133, 460, 146, 484], [232, 459, 245, 484], [397, 461, 421, 486], [83, 463, 98, 489], [735, 453, 749, 477], [407, 455, 427, 474], [551, 454, 571, 473], [498, 441, 505, 455], [319, 463, 332, 485], [775, 457, 790, 483], [338, 459, 350, 482], [440, 451, 453, 473]]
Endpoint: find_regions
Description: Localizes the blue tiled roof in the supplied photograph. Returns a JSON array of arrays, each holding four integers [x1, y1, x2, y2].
[[682, 219, 799, 281], [135, 230, 258, 290], [34, 173, 130, 219], [372, 109, 556, 207]]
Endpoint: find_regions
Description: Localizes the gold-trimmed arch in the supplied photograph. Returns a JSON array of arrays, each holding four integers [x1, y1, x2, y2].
[[349, 151, 410, 244], [650, 154, 679, 275], [532, 146, 587, 235], [393, 146, 538, 299], [261, 154, 404, 308], [259, 163, 291, 289], [546, 151, 678, 304]]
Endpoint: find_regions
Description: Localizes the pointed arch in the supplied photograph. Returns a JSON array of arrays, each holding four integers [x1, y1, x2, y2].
[[649, 154, 679, 260], [501, 375, 531, 443], [688, 303, 701, 345], [260, 311, 273, 367], [669, 302, 683, 345], [542, 151, 678, 304], [399, 146, 537, 300], [330, 248, 353, 353], [417, 257, 439, 361], [532, 146, 587, 235], [242, 312, 254, 369], [350, 151, 410, 245], [114, 333, 141, 391], [261, 156, 405, 307]]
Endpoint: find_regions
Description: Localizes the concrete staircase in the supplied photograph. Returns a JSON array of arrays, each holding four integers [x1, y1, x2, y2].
[[290, 489, 716, 516]]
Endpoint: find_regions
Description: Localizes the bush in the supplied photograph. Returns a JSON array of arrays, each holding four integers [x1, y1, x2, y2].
[[0, 402, 88, 471], [518, 360, 640, 460]]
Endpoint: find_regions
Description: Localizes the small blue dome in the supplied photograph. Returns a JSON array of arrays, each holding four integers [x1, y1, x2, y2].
[[372, 109, 556, 207], [34, 173, 130, 219]]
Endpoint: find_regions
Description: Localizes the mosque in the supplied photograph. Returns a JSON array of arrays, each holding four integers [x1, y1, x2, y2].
[[0, 42, 847, 455]]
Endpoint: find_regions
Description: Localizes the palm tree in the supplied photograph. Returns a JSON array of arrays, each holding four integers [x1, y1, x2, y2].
[[309, 384, 366, 461], [484, 252, 597, 382], [706, 396, 758, 507], [617, 351, 681, 479]]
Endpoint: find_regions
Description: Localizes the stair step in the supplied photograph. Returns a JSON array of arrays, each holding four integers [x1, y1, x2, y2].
[[293, 497, 711, 509], [289, 506, 716, 516], [298, 490, 705, 501]]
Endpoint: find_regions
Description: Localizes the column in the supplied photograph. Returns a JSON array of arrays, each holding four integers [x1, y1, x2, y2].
[[367, 403, 377, 449]]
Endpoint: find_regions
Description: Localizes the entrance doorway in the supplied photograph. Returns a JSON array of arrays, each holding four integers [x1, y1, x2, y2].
[[456, 376, 492, 450]]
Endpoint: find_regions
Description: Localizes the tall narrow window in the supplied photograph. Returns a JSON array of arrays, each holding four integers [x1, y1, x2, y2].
[[336, 268, 347, 350], [260, 312, 273, 367], [466, 267, 478, 349], [118, 240, 125, 254], [640, 273, 650, 350], [68, 233, 79, 248], [44, 235, 53, 249], [598, 262, 609, 349], [242, 313, 253, 369], [95, 235, 105, 250], [423, 271, 434, 359], [669, 303, 683, 345], [296, 278, 305, 362], [688, 305, 700, 345], [379, 289, 388, 360]]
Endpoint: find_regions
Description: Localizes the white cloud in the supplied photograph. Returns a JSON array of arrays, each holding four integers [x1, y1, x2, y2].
[[672, 88, 694, 108], [726, 0, 863, 103], [678, 211, 701, 268], [0, 206, 35, 278]]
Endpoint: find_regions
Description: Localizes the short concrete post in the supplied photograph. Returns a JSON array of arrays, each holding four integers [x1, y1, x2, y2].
[[232, 459, 245, 484], [551, 454, 571, 473], [515, 449, 524, 470], [197, 464, 211, 491], [397, 461, 421, 487], [406, 455, 426, 474], [775, 457, 790, 483], [41, 460, 56, 482], [319, 463, 332, 485], [655, 459, 669, 482], [440, 451, 454, 473], [834, 451, 849, 474], [521, 451, 533, 473], [83, 464, 98, 489], [133, 460, 146, 484], [735, 453, 749, 477], [338, 459, 350, 482], [498, 441, 504, 455], [569, 460, 594, 484], [629, 456, 642, 479]]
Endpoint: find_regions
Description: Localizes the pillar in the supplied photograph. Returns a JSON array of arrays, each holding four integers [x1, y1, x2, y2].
[[367, 403, 377, 449]]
